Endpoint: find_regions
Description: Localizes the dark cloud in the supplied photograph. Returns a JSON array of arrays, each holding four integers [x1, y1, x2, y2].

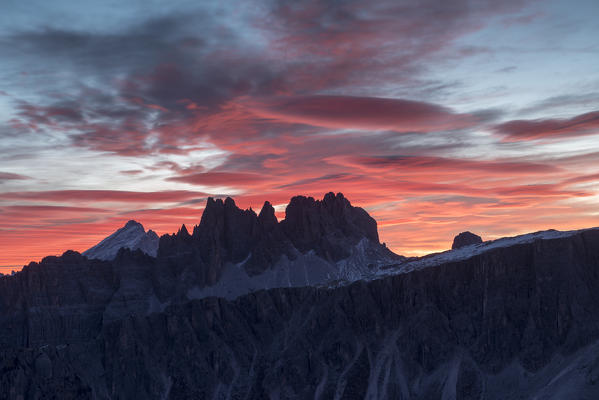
[[517, 93, 599, 115], [246, 95, 477, 132], [4, 13, 286, 155], [7, 12, 283, 108], [3, 0, 531, 157], [495, 111, 599, 141], [275, 173, 353, 189], [8, 15, 208, 77], [339, 155, 559, 174], [17, 102, 84, 125], [0, 172, 31, 182]]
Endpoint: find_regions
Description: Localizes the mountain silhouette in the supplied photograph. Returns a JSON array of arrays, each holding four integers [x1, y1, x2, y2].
[[1, 193, 599, 399]]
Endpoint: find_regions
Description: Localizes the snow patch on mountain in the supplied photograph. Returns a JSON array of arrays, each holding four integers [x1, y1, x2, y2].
[[83, 220, 159, 261], [373, 227, 599, 279], [187, 238, 403, 300]]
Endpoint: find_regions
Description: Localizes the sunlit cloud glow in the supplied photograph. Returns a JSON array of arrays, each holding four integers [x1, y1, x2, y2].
[[1, 0, 599, 268]]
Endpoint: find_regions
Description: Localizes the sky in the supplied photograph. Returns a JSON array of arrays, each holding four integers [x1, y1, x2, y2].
[[1, 0, 599, 271]]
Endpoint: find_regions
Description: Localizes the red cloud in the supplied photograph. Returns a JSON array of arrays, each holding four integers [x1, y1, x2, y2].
[[563, 172, 599, 185], [5, 1, 599, 269], [0, 179, 596, 268], [495, 111, 599, 141], [246, 95, 477, 132]]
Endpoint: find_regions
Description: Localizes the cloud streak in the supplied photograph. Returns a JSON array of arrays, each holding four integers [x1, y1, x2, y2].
[[0, 190, 209, 203], [0, 172, 30, 182], [246, 96, 477, 132], [495, 111, 599, 141]]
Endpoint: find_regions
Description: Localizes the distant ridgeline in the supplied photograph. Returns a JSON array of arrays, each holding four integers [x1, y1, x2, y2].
[[1, 192, 599, 399], [0, 266, 18, 276]]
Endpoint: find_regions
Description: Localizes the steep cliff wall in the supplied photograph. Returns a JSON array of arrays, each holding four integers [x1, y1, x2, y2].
[[1, 230, 599, 399]]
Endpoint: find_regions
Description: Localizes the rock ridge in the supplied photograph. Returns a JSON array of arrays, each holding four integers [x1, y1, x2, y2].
[[1, 229, 599, 398]]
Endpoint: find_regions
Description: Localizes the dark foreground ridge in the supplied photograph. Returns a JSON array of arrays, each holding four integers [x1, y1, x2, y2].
[[1, 193, 599, 399]]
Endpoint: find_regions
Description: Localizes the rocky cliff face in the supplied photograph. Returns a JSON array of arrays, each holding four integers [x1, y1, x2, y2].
[[156, 192, 399, 293], [1, 195, 599, 399], [281, 192, 379, 261]]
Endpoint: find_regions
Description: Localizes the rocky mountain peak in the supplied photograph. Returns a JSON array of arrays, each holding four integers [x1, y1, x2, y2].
[[224, 196, 236, 208], [322, 191, 350, 208], [452, 231, 483, 249], [156, 193, 390, 282], [258, 201, 278, 230], [83, 220, 159, 260], [124, 220, 143, 229], [285, 192, 349, 220], [285, 193, 377, 239], [281, 192, 379, 261], [195, 197, 257, 233], [178, 224, 191, 238]]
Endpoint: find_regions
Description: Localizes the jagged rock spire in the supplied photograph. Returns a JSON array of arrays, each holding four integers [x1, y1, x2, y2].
[[158, 192, 385, 278], [258, 201, 278, 231]]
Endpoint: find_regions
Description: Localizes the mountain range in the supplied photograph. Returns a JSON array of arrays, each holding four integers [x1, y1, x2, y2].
[[1, 192, 599, 399]]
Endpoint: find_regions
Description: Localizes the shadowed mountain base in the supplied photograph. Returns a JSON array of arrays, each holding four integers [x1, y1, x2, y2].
[[1, 229, 599, 399]]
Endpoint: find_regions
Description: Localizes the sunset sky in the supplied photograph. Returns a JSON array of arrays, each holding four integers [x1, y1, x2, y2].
[[1, 0, 599, 271]]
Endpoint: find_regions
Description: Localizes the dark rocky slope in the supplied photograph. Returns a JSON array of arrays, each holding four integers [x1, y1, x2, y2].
[[1, 226, 599, 398], [157, 192, 394, 287], [152, 193, 400, 300]]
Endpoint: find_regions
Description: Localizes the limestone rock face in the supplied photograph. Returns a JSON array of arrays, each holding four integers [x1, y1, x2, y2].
[[452, 231, 483, 249], [281, 192, 379, 261]]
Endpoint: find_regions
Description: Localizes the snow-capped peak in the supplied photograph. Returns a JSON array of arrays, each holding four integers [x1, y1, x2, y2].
[[83, 220, 159, 261]]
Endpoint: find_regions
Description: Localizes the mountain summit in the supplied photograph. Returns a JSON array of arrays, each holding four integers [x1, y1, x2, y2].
[[2, 194, 599, 398], [83, 220, 159, 260], [157, 192, 401, 295], [451, 231, 483, 249]]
